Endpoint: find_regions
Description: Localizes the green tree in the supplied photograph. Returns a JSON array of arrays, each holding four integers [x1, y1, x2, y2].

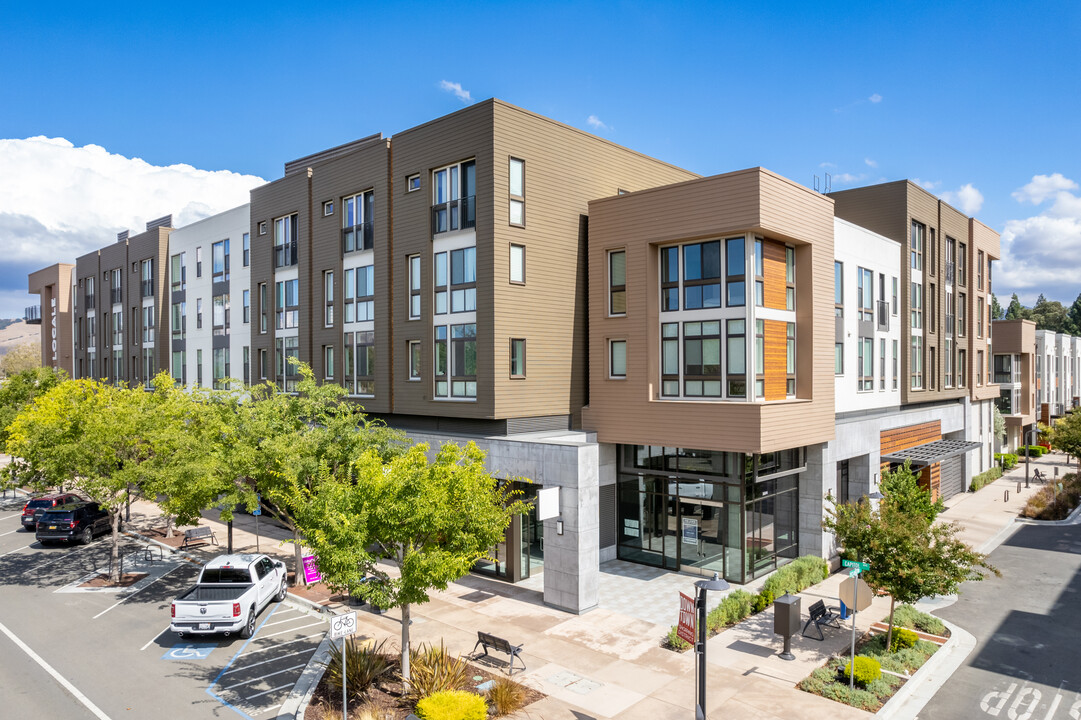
[[5, 379, 156, 581], [0, 366, 64, 451], [990, 293, 1004, 321], [1049, 411, 1081, 471], [282, 441, 528, 685], [993, 405, 1006, 445], [824, 463, 997, 648], [879, 460, 944, 522], [0, 341, 41, 377], [1005, 293, 1025, 320], [239, 360, 406, 584], [1029, 296, 1068, 332], [1066, 293, 1081, 336]]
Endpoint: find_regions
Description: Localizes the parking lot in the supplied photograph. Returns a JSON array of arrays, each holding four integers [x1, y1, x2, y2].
[[0, 496, 326, 719]]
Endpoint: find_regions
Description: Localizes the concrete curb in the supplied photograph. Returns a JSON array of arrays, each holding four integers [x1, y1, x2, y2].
[[876, 618, 976, 720], [1014, 494, 1081, 526]]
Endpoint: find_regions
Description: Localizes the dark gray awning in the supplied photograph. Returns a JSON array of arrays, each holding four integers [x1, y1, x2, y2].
[[881, 439, 983, 467]]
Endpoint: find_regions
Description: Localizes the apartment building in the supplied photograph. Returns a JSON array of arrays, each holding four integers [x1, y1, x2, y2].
[[992, 319, 1037, 451], [166, 205, 251, 389], [829, 182, 1000, 500], [71, 217, 172, 386], [26, 263, 75, 375], [1035, 329, 1081, 423]]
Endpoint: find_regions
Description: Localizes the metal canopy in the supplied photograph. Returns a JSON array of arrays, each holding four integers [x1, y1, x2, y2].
[[881, 439, 983, 467]]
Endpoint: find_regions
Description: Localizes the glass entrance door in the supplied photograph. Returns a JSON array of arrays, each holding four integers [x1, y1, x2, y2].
[[678, 500, 726, 577]]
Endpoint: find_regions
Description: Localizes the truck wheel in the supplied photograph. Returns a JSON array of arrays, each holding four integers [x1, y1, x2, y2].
[[274, 579, 287, 603], [81, 527, 93, 545], [240, 609, 255, 639]]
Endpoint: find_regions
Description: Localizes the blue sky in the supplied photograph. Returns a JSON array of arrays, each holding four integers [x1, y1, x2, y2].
[[2, 0, 1080, 317]]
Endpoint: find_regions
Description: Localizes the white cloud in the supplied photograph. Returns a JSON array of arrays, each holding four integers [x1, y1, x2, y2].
[[818, 161, 837, 169], [586, 115, 609, 131], [869, 93, 883, 103], [912, 178, 940, 191], [864, 158, 878, 168], [0, 136, 263, 315], [831, 172, 866, 185], [941, 183, 984, 215], [997, 173, 1081, 305], [439, 80, 473, 104]]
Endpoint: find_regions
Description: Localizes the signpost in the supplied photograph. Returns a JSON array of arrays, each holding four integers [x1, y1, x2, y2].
[[252, 494, 261, 552], [838, 562, 872, 689], [330, 612, 357, 720], [677, 592, 696, 645]]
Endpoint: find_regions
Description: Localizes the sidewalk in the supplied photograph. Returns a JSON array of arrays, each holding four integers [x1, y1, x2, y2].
[[106, 452, 1075, 719]]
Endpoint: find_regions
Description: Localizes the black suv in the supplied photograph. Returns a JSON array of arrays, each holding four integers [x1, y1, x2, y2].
[[36, 502, 114, 545]]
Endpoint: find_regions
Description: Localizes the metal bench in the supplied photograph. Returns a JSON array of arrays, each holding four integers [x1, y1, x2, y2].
[[181, 526, 218, 549], [801, 599, 842, 640], [472, 631, 525, 674]]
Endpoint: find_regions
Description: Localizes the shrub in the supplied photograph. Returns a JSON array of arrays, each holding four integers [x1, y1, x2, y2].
[[323, 638, 391, 701], [762, 555, 828, 597], [842, 656, 881, 688], [970, 466, 1003, 492], [752, 589, 774, 613], [1021, 475, 1081, 520], [486, 676, 528, 717], [407, 642, 473, 701], [665, 625, 691, 651], [892, 604, 946, 635], [414, 690, 487, 720], [724, 589, 755, 620], [796, 666, 836, 694], [890, 627, 919, 652], [820, 682, 880, 710]]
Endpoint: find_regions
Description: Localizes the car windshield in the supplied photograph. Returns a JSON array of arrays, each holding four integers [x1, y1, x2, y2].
[[28, 500, 54, 509], [200, 568, 252, 584], [41, 511, 74, 521]]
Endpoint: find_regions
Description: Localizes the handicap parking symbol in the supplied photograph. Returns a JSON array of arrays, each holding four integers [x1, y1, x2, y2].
[[163, 643, 216, 660]]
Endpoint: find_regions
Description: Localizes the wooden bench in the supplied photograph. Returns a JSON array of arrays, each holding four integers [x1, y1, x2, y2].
[[472, 631, 525, 675], [181, 526, 219, 549], [801, 599, 842, 640]]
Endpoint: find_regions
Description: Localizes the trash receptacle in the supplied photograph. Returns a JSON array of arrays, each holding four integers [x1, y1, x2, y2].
[[839, 600, 849, 620], [773, 593, 800, 660]]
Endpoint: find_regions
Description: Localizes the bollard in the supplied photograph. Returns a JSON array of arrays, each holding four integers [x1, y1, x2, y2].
[[1004, 490, 1010, 502], [1017, 481, 1022, 494]]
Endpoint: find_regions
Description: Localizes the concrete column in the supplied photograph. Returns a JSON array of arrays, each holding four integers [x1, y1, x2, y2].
[[542, 444, 600, 614]]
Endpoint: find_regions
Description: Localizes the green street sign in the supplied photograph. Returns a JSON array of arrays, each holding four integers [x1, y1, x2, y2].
[[841, 559, 870, 571], [848, 568, 859, 578]]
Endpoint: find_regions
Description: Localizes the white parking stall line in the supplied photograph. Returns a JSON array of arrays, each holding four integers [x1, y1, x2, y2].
[[260, 613, 307, 628], [222, 663, 307, 690], [221, 647, 314, 675], [259, 620, 326, 639], [92, 564, 183, 619], [1, 527, 25, 536], [239, 632, 325, 658], [249, 704, 284, 717], [0, 544, 32, 558], [0, 619, 114, 720], [140, 625, 172, 651], [0, 514, 21, 521], [246, 682, 294, 701]]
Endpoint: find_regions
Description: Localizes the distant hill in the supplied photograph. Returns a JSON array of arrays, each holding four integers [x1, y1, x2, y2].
[[0, 320, 40, 356]]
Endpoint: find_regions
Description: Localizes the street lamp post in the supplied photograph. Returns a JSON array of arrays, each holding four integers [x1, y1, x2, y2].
[[694, 572, 730, 720]]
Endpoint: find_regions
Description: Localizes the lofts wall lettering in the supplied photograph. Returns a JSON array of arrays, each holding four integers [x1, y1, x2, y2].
[[880, 420, 942, 500]]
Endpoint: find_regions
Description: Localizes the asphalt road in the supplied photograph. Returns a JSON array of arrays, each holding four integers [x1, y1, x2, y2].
[[920, 521, 1081, 720], [0, 498, 325, 720]]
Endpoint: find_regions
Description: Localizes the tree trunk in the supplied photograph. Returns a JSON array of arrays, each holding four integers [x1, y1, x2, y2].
[[164, 514, 175, 539], [293, 528, 303, 587], [109, 510, 122, 583], [886, 596, 896, 651], [401, 602, 411, 689]]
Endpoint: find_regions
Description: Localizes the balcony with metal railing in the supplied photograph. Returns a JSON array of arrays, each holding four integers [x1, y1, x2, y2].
[[110, 287, 122, 305], [342, 221, 374, 254], [24, 305, 41, 324], [274, 240, 298, 268], [431, 195, 476, 235], [141, 279, 154, 298]]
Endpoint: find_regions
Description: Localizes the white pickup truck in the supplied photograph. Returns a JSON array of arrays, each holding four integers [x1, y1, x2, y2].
[[170, 554, 288, 639]]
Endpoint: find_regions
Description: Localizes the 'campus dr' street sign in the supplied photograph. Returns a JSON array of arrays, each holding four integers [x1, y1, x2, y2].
[[841, 559, 870, 572], [330, 611, 357, 641], [677, 592, 696, 645]]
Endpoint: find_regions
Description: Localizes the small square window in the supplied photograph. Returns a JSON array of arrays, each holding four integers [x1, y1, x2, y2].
[[323, 200, 334, 216], [258, 221, 268, 236], [407, 174, 420, 192]]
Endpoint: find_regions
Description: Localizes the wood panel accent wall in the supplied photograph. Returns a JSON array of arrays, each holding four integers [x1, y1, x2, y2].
[[763, 319, 787, 401], [880, 420, 941, 455], [763, 239, 787, 310]]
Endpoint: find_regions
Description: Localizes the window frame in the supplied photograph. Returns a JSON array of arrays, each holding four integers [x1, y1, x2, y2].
[[408, 340, 422, 381], [510, 338, 526, 378], [609, 339, 627, 379], [408, 255, 422, 320], [509, 244, 525, 285], [608, 249, 626, 316], [508, 157, 525, 227]]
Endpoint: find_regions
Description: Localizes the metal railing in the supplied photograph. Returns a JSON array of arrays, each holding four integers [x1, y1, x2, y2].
[[24, 305, 41, 324], [110, 288, 123, 305], [431, 195, 476, 235], [141, 279, 154, 298], [273, 240, 297, 268], [342, 222, 374, 253]]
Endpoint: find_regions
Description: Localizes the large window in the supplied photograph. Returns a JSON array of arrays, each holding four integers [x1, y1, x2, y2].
[[242, 232, 250, 267], [662, 323, 679, 396], [661, 246, 679, 311], [171, 253, 186, 291], [911, 282, 923, 329], [212, 239, 229, 282], [725, 237, 745, 307], [858, 337, 873, 391], [434, 326, 448, 396], [141, 259, 154, 298], [213, 347, 230, 388], [508, 158, 524, 226], [275, 279, 299, 329], [892, 340, 899, 390], [355, 331, 374, 396], [142, 306, 154, 343], [834, 261, 843, 316], [343, 191, 374, 253], [324, 271, 334, 327], [171, 302, 185, 338], [684, 241, 722, 309], [911, 221, 924, 271], [274, 214, 298, 268], [787, 322, 796, 396], [911, 336, 923, 389], [726, 319, 745, 397], [212, 294, 229, 335], [945, 338, 954, 387], [683, 321, 722, 397], [450, 324, 477, 397], [858, 267, 873, 322], [449, 248, 476, 312], [409, 255, 422, 319], [275, 336, 299, 391], [432, 160, 476, 233], [242, 290, 250, 324], [609, 250, 626, 315], [344, 266, 374, 322], [785, 246, 795, 311]]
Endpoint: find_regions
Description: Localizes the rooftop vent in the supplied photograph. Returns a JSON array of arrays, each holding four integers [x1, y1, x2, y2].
[[117, 230, 129, 242], [146, 214, 172, 231]]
